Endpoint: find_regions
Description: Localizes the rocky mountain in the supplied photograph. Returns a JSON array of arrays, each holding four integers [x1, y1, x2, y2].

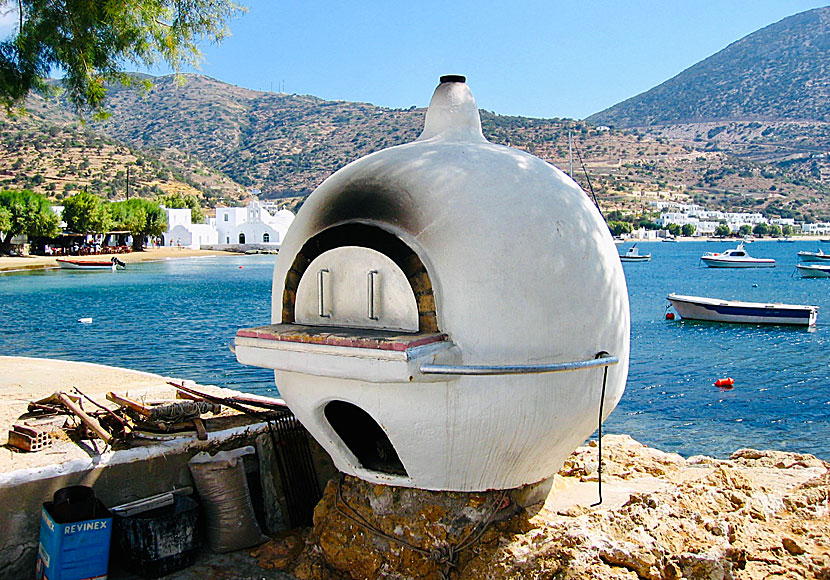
[[1, 55, 829, 221], [588, 7, 830, 127], [586, 6, 830, 202]]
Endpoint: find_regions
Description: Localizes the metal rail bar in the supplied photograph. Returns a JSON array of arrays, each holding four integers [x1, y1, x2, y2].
[[420, 355, 618, 376]]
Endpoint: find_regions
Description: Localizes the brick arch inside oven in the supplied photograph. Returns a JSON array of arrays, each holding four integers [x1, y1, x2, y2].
[[281, 223, 438, 332]]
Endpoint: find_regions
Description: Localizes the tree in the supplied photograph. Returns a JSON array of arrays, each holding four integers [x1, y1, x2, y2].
[[0, 189, 61, 253], [108, 198, 166, 251], [62, 191, 111, 234], [681, 223, 696, 237], [160, 192, 204, 224], [738, 225, 752, 236], [715, 224, 731, 237], [608, 221, 632, 237], [0, 0, 245, 115], [667, 223, 681, 237], [0, 205, 10, 234], [782, 224, 793, 236], [752, 223, 769, 237], [768, 224, 782, 238]]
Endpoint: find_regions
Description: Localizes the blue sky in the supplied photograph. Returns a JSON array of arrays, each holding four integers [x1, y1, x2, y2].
[[2, 1, 828, 119]]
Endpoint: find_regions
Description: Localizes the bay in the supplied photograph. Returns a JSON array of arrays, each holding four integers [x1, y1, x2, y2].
[[1, 241, 829, 460]]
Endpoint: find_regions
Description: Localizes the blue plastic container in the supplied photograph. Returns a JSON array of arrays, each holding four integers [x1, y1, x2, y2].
[[36, 486, 112, 580]]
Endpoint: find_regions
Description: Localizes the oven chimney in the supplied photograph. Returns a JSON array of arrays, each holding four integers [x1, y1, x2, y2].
[[418, 74, 485, 143]]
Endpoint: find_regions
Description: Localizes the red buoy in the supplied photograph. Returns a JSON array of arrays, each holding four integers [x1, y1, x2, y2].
[[665, 312, 675, 320], [714, 378, 735, 388]]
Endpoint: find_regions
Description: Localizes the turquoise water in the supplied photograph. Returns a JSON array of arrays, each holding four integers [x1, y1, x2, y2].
[[2, 242, 829, 460]]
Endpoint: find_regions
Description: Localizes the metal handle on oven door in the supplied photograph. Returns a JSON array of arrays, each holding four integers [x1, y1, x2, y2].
[[420, 354, 618, 376], [317, 268, 330, 318], [367, 270, 379, 320]]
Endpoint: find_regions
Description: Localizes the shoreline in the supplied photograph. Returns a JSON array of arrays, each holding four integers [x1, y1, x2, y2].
[[0, 247, 245, 273], [2, 356, 828, 580]]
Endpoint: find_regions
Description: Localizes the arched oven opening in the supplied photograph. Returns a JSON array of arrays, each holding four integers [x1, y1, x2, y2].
[[324, 400, 408, 476], [282, 223, 438, 333]]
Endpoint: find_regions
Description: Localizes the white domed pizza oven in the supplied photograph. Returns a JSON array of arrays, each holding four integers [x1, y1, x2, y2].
[[235, 76, 630, 492]]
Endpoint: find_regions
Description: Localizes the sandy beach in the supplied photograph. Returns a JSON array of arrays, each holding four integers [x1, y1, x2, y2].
[[0, 247, 242, 273]]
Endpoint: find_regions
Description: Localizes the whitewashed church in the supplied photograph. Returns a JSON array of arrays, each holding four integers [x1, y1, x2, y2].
[[163, 200, 295, 250]]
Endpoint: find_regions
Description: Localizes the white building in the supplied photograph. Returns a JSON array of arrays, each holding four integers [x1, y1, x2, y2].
[[657, 207, 768, 234], [215, 200, 294, 246], [162, 207, 218, 249], [161, 201, 295, 249], [801, 222, 830, 235]]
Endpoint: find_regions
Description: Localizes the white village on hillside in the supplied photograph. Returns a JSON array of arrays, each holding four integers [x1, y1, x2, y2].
[[632, 201, 830, 239]]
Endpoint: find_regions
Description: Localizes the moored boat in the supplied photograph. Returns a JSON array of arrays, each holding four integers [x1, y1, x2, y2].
[[797, 249, 830, 262], [700, 243, 775, 268], [57, 257, 126, 271], [619, 245, 651, 262], [667, 293, 817, 326], [795, 264, 830, 278]]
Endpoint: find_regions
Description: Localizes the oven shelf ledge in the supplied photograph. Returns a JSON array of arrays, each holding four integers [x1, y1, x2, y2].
[[234, 323, 458, 383]]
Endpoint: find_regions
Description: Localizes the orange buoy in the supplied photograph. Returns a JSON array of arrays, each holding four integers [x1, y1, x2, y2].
[[665, 312, 675, 320], [239, 266, 244, 269], [714, 378, 735, 388]]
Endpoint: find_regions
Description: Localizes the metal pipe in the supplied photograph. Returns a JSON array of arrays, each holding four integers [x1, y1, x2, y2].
[[420, 355, 618, 376]]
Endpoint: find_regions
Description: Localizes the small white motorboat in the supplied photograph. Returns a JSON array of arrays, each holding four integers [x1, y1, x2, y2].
[[619, 245, 651, 262], [796, 264, 830, 278], [667, 293, 817, 326], [700, 243, 775, 268], [797, 249, 830, 263], [57, 257, 126, 271]]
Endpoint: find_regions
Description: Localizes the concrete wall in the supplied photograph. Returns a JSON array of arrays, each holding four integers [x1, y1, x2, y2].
[[0, 424, 268, 578]]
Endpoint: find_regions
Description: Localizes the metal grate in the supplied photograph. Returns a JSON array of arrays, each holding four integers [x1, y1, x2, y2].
[[268, 410, 323, 527]]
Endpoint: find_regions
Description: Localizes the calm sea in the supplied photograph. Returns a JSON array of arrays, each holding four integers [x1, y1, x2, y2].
[[2, 242, 829, 460]]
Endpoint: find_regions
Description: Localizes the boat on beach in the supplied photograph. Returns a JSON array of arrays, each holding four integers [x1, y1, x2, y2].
[[57, 257, 126, 271], [700, 243, 775, 268], [667, 293, 818, 326], [797, 249, 830, 262], [619, 245, 651, 262], [795, 264, 830, 278]]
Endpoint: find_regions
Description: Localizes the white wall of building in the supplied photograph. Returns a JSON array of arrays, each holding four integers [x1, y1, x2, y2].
[[217, 201, 294, 246], [167, 224, 218, 249], [166, 208, 192, 228], [216, 207, 248, 244]]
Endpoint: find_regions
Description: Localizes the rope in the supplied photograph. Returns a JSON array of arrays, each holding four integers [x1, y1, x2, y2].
[[591, 351, 610, 507], [333, 475, 509, 579], [571, 137, 605, 221], [147, 400, 220, 422]]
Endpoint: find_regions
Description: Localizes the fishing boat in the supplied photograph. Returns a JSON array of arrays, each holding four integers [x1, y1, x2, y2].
[[797, 249, 830, 262], [667, 293, 817, 326], [57, 257, 126, 271], [619, 245, 651, 262], [700, 243, 775, 268], [795, 264, 830, 278]]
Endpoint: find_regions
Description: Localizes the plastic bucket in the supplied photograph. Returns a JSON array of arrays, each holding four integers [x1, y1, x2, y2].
[[113, 494, 200, 579]]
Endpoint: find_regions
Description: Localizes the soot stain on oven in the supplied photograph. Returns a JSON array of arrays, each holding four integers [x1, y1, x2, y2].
[[282, 182, 437, 332]]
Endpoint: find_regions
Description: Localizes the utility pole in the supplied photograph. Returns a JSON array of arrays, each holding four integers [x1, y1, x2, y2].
[[126, 165, 131, 200]]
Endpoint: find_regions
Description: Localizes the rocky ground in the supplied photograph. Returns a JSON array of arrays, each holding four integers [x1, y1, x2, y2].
[[250, 435, 829, 580]]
